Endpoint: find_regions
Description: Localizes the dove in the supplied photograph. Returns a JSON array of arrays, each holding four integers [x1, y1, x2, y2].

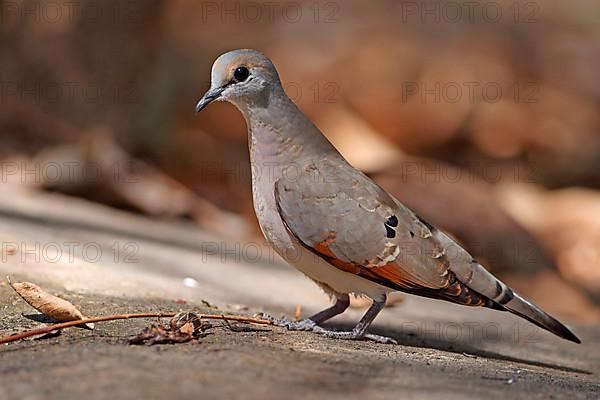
[[195, 49, 580, 344]]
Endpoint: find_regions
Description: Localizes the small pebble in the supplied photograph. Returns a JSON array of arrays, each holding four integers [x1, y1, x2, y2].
[[183, 277, 199, 288]]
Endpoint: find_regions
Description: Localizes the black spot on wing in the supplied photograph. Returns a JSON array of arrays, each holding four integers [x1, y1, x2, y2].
[[385, 225, 396, 239], [384, 215, 398, 238], [386, 215, 398, 227]]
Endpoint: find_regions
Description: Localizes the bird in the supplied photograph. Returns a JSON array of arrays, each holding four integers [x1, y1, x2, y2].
[[195, 49, 580, 345]]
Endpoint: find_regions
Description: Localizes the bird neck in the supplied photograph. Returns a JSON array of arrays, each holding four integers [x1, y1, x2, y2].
[[238, 87, 341, 169]]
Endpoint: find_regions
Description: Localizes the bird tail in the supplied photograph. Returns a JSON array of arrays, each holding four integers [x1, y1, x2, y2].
[[431, 229, 581, 343], [499, 291, 581, 344]]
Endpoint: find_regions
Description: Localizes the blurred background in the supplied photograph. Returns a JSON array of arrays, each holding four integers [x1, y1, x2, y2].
[[1, 0, 599, 322]]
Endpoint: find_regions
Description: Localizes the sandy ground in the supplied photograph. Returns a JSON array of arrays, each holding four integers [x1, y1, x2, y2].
[[0, 190, 599, 400]]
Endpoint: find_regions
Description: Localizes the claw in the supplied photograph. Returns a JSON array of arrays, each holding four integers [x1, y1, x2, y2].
[[363, 333, 398, 345], [254, 313, 316, 331], [255, 312, 397, 344], [313, 326, 397, 344]]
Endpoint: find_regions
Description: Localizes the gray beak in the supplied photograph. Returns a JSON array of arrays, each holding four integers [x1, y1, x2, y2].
[[195, 86, 225, 113]]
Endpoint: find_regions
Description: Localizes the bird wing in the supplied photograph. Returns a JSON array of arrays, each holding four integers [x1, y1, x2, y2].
[[274, 160, 581, 342], [274, 160, 464, 294]]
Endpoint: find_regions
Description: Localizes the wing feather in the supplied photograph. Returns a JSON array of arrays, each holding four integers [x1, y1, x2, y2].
[[274, 160, 451, 290]]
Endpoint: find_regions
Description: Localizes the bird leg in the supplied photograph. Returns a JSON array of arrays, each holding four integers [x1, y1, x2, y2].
[[258, 294, 396, 344], [257, 294, 350, 331], [312, 295, 397, 344]]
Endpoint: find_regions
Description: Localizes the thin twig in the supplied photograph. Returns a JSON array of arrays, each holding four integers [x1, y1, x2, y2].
[[0, 312, 272, 345]]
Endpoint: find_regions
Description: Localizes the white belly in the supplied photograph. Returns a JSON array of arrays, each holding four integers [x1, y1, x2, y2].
[[285, 237, 391, 300]]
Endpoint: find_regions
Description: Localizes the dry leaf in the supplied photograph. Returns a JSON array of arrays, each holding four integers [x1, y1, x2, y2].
[[201, 300, 219, 309], [179, 322, 196, 336], [7, 276, 94, 329], [170, 311, 203, 331], [130, 312, 207, 346], [128, 325, 184, 346]]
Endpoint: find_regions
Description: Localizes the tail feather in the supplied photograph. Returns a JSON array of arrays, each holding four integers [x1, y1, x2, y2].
[[501, 292, 581, 344], [432, 230, 581, 343]]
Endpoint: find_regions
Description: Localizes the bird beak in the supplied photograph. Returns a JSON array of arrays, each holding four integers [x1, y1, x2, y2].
[[195, 86, 225, 113]]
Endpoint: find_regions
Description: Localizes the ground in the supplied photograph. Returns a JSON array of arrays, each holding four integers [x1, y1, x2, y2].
[[0, 190, 598, 400]]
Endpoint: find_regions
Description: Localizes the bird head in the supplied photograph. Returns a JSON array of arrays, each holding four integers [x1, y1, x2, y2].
[[196, 49, 282, 113]]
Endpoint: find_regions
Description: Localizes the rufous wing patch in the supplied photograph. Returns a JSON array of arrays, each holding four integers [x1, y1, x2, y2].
[[369, 263, 433, 290], [313, 231, 361, 274], [311, 231, 442, 290], [294, 227, 492, 308]]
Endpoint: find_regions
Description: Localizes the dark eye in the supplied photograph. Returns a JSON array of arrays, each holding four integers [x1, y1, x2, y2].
[[233, 66, 250, 82]]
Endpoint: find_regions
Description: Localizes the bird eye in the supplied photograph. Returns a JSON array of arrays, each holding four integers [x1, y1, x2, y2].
[[233, 66, 250, 82]]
